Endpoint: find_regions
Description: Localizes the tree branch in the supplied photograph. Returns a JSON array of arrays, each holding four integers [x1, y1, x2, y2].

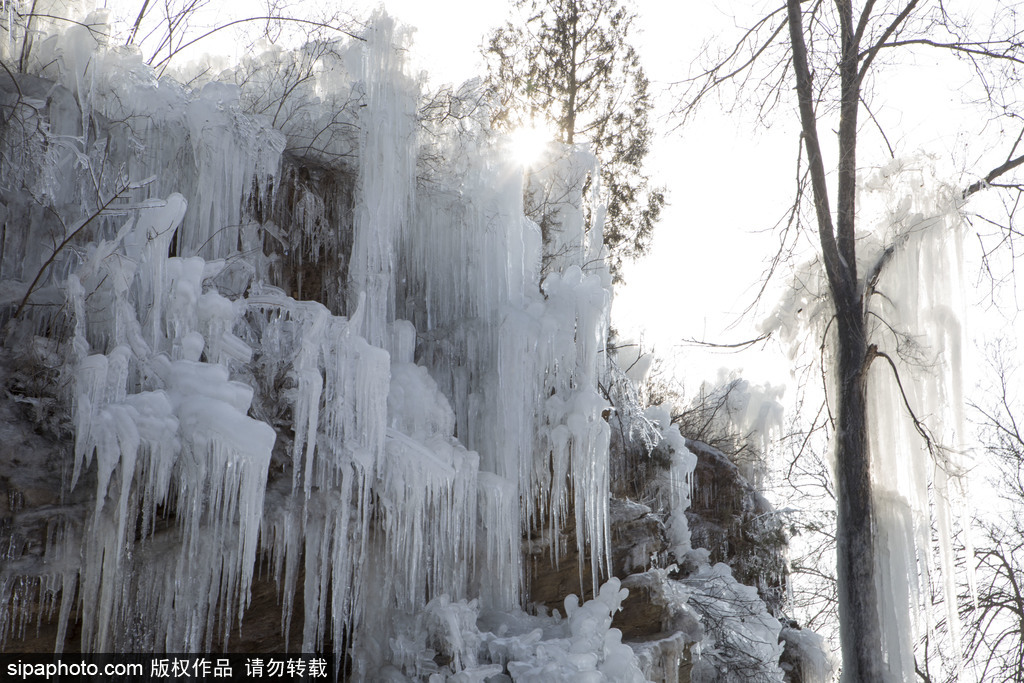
[[864, 38, 1024, 69], [152, 16, 363, 69], [964, 153, 1024, 199], [678, 332, 772, 350], [856, 0, 922, 82], [13, 179, 149, 319], [868, 346, 935, 453], [673, 4, 790, 121], [786, 0, 845, 300]]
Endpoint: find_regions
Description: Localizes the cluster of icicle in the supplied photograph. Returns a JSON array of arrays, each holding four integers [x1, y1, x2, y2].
[[0, 10, 665, 679], [762, 155, 971, 681]]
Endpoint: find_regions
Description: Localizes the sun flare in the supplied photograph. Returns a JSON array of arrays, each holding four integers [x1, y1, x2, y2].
[[508, 123, 555, 168]]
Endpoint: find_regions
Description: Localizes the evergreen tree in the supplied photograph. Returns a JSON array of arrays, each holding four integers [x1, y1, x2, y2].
[[485, 0, 664, 282]]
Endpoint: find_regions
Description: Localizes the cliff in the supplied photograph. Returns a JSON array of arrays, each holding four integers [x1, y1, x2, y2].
[[0, 12, 828, 682]]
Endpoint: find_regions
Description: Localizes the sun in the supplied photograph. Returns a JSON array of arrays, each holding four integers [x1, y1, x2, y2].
[[508, 122, 555, 168]]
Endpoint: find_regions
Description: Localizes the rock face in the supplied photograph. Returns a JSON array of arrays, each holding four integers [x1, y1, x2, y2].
[[521, 493, 696, 682], [685, 439, 788, 616], [0, 370, 302, 653], [0, 344, 808, 679], [525, 498, 666, 614], [517, 435, 801, 682]]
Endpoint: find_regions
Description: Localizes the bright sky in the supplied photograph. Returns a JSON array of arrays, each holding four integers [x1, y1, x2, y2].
[[97, 0, 784, 389]]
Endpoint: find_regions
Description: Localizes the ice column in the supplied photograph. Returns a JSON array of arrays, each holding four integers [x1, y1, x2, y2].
[[862, 159, 969, 679], [348, 13, 417, 347]]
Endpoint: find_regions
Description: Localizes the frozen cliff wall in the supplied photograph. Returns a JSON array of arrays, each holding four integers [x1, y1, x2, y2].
[[0, 9, 634, 677], [0, 8, 830, 681]]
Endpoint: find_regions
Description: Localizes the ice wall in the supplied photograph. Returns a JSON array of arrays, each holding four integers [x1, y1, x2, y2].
[[64, 195, 275, 651], [0, 9, 627, 676]]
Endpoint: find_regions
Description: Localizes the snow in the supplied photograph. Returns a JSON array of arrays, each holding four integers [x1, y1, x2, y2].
[[686, 563, 785, 683], [476, 578, 646, 682], [623, 564, 788, 683], [779, 626, 836, 683], [644, 405, 697, 558]]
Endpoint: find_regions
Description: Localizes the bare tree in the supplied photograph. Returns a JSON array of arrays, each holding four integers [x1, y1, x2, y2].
[[677, 1, 1024, 679], [964, 346, 1024, 683]]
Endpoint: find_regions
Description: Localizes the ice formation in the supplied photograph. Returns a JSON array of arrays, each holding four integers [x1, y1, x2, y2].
[[860, 158, 971, 679], [0, 7, 639, 676], [643, 405, 697, 560], [0, 7, 820, 681]]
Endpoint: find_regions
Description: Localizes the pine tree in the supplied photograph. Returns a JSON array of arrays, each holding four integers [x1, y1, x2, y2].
[[485, 0, 664, 282]]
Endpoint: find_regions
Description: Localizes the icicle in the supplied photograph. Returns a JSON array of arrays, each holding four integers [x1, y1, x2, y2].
[[645, 405, 698, 558], [1, 11, 644, 676], [476, 472, 522, 610]]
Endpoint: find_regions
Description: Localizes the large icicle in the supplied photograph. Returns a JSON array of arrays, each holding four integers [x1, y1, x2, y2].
[[861, 158, 970, 679], [405, 117, 616, 603], [762, 156, 972, 680]]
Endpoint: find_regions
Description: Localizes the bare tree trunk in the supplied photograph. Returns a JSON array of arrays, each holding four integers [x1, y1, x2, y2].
[[786, 0, 886, 677], [834, 307, 885, 681]]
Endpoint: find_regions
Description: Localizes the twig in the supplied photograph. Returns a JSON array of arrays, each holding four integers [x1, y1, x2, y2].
[[678, 331, 772, 350], [868, 346, 935, 452], [152, 16, 364, 71]]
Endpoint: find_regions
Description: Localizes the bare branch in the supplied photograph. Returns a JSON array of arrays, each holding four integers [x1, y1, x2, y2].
[[677, 332, 773, 350], [964, 154, 1024, 199], [864, 38, 1024, 69], [127, 0, 153, 47], [673, 4, 790, 121], [868, 346, 935, 452], [856, 0, 922, 83], [860, 93, 894, 159], [13, 178, 150, 319], [151, 16, 363, 69]]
